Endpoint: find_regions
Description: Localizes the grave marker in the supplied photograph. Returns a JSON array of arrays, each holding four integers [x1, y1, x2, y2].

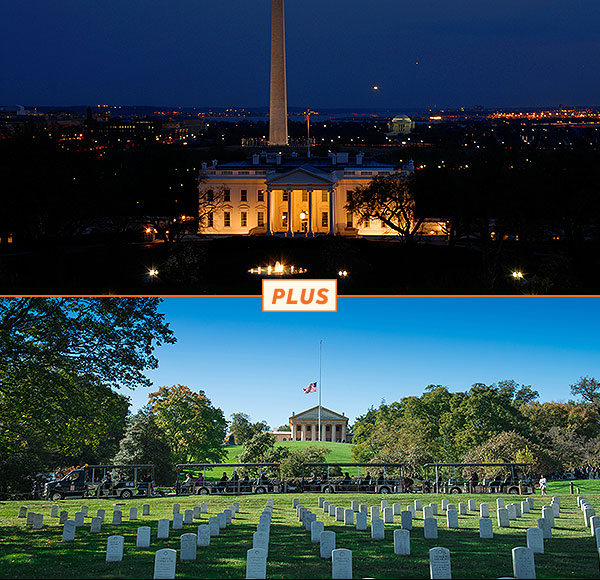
[[441, 499, 449, 510], [18, 506, 27, 518], [129, 507, 138, 521], [319, 497, 325, 508], [480, 504, 489, 518], [356, 511, 367, 531], [526, 527, 544, 554], [137, 526, 151, 548], [383, 507, 394, 523], [541, 506, 555, 528], [371, 518, 385, 540], [172, 504, 180, 514], [208, 517, 220, 537], [311, 520, 325, 543], [344, 508, 354, 525], [32, 513, 43, 530], [184, 509, 194, 525], [180, 533, 197, 561], [512, 546, 535, 579], [590, 515, 600, 537], [507, 504, 517, 521], [197, 524, 210, 547], [394, 528, 410, 555], [430, 503, 438, 516], [253, 531, 269, 556], [246, 548, 267, 579], [331, 548, 352, 580], [537, 517, 551, 539], [111, 511, 121, 526], [468, 499, 476, 511], [336, 506, 345, 522], [157, 518, 170, 539], [447, 509, 459, 529], [292, 498, 299, 508], [329, 504, 336, 517], [153, 548, 176, 580], [106, 535, 124, 562], [59, 511, 68, 524], [424, 517, 438, 539], [401, 510, 413, 531], [97, 509, 106, 522], [393, 503, 402, 515], [51, 505, 59, 518], [522, 501, 530, 514], [458, 502, 467, 516], [90, 516, 102, 533], [429, 547, 451, 579], [26, 511, 35, 526], [370, 505, 379, 520], [173, 513, 183, 530], [323, 501, 330, 513], [200, 502, 208, 514], [143, 504, 151, 516], [359, 504, 367, 514], [320, 530, 336, 558], [81, 506, 89, 517], [62, 520, 76, 542], [479, 518, 493, 539], [497, 508, 510, 528]]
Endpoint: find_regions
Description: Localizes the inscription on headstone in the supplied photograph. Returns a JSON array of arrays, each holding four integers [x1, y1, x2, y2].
[[106, 535, 124, 562], [526, 527, 544, 554], [429, 547, 451, 579], [331, 548, 352, 580], [157, 518, 170, 539], [479, 518, 493, 539], [394, 528, 410, 555], [137, 526, 151, 548], [371, 518, 385, 540], [356, 511, 367, 531], [180, 533, 197, 561], [246, 548, 267, 579], [153, 548, 176, 580], [424, 517, 438, 539], [197, 524, 210, 547], [320, 530, 336, 559], [512, 546, 535, 580]]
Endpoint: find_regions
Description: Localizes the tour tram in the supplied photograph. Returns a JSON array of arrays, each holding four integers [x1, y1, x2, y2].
[[301, 462, 406, 494], [422, 463, 534, 495], [44, 464, 155, 501], [175, 463, 281, 495]]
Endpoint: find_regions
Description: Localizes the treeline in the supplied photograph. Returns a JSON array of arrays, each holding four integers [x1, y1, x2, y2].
[[350, 379, 600, 476]]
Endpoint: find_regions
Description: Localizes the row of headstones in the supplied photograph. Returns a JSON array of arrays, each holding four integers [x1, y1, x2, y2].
[[578, 496, 600, 545], [102, 502, 242, 580], [246, 499, 274, 579]]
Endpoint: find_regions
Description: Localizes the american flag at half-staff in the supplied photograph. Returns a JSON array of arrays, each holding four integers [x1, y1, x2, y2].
[[303, 382, 317, 393]]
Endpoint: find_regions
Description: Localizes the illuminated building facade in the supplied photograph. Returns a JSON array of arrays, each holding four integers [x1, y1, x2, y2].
[[197, 151, 421, 237]]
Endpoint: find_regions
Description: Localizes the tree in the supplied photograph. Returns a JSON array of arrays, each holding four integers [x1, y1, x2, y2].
[[0, 297, 174, 495], [112, 408, 174, 485], [148, 385, 227, 464], [230, 412, 271, 445], [570, 376, 600, 406], [346, 174, 424, 242], [238, 432, 277, 464]]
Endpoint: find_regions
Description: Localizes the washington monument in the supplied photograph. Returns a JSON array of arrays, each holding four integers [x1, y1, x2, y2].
[[269, 0, 289, 146]]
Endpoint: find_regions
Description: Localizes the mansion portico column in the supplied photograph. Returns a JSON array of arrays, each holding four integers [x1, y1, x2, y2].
[[266, 187, 273, 235], [307, 189, 314, 237], [286, 189, 293, 237], [328, 187, 335, 235], [301, 424, 307, 441]]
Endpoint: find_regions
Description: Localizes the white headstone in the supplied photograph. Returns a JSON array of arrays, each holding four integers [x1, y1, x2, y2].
[[51, 505, 59, 518], [184, 509, 194, 525], [153, 548, 176, 580], [292, 498, 299, 508], [320, 530, 336, 559], [541, 506, 555, 528], [97, 508, 106, 522], [90, 516, 102, 533], [468, 499, 476, 511], [246, 548, 267, 579], [137, 526, 151, 548], [537, 517, 551, 539], [319, 497, 325, 508], [303, 511, 316, 531], [253, 531, 269, 556], [311, 520, 325, 542], [480, 503, 489, 518], [173, 513, 183, 530], [512, 546, 535, 579], [344, 508, 354, 525], [394, 528, 410, 555], [381, 499, 389, 510], [143, 504, 150, 516], [62, 520, 76, 542], [527, 497, 534, 509], [172, 504, 180, 514], [257, 523, 270, 537], [458, 502, 467, 516], [329, 504, 336, 517], [371, 518, 385, 540], [401, 510, 413, 531], [522, 501, 530, 514], [424, 517, 438, 539], [197, 524, 210, 547], [430, 503, 438, 516], [590, 515, 600, 537], [111, 511, 121, 526], [359, 504, 367, 514], [323, 501, 330, 513], [526, 527, 544, 554], [429, 547, 451, 579], [26, 511, 35, 526], [507, 504, 517, 520], [393, 503, 402, 515], [226, 508, 235, 522], [332, 548, 352, 580], [423, 506, 433, 520], [441, 499, 449, 510], [407, 505, 416, 518], [497, 508, 510, 528], [370, 505, 379, 520], [157, 518, 170, 539], [75, 512, 85, 527], [200, 502, 208, 513], [356, 511, 367, 531], [336, 506, 345, 522], [383, 507, 394, 523], [59, 511, 68, 524], [81, 506, 89, 517], [414, 499, 423, 511], [351, 500, 359, 512], [180, 533, 197, 561], [18, 506, 27, 518], [106, 535, 124, 562], [208, 516, 219, 537], [129, 507, 138, 521], [515, 503, 522, 518], [32, 513, 43, 529], [497, 498, 505, 509], [479, 518, 493, 538], [447, 509, 459, 529]]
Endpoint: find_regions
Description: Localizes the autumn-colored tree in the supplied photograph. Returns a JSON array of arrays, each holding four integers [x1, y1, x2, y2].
[[148, 385, 227, 464]]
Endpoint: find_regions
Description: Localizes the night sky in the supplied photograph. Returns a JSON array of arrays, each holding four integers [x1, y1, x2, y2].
[[1, 1, 599, 108]]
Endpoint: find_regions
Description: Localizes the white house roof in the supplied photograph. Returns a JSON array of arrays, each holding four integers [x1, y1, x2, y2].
[[266, 165, 337, 187], [290, 405, 348, 422]]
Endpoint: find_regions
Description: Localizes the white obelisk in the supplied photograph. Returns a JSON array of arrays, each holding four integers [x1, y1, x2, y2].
[[269, 0, 289, 146]]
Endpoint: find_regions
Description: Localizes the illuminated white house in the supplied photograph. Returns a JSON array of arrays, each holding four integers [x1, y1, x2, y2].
[[197, 151, 417, 237]]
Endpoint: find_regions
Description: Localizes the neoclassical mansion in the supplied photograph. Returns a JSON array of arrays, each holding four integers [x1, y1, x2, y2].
[[197, 150, 432, 237]]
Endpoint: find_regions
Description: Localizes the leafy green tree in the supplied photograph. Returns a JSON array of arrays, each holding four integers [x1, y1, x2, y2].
[[148, 385, 227, 464], [570, 376, 600, 406], [278, 446, 330, 480], [0, 297, 174, 495], [238, 432, 277, 464], [230, 412, 271, 445], [112, 408, 174, 484]]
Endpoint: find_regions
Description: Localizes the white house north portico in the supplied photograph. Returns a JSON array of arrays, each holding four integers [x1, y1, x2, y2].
[[289, 405, 349, 443]]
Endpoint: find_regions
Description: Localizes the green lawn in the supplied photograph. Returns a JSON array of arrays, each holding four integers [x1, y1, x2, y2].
[[1, 489, 598, 578]]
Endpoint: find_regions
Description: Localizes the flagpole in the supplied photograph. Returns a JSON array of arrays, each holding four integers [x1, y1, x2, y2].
[[318, 339, 322, 442]]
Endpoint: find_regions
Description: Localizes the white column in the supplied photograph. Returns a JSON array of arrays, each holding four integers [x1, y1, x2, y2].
[[307, 189, 314, 237], [341, 423, 346, 443], [287, 190, 293, 237], [266, 188, 273, 235], [328, 187, 335, 235]]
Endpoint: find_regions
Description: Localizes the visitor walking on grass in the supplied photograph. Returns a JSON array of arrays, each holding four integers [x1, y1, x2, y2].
[[539, 475, 547, 495]]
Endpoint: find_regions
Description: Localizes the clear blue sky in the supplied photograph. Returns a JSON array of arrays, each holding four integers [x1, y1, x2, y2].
[[131, 297, 600, 428], [1, 1, 599, 108]]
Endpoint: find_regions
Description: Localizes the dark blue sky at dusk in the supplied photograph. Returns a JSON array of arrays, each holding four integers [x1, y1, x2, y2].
[[1, 0, 599, 108]]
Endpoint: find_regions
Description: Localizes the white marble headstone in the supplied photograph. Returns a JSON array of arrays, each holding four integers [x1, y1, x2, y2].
[[527, 527, 544, 554], [424, 517, 438, 539], [129, 507, 138, 521], [157, 518, 170, 539], [479, 518, 493, 538], [62, 520, 76, 542], [246, 548, 267, 579], [429, 547, 451, 579], [480, 503, 489, 518], [394, 528, 410, 555], [512, 546, 535, 579], [320, 530, 336, 559], [180, 533, 197, 561], [153, 548, 176, 580], [401, 510, 413, 531], [90, 516, 102, 533], [106, 535, 124, 562], [356, 511, 367, 531], [197, 524, 210, 547], [311, 520, 325, 542], [371, 518, 385, 540], [137, 526, 151, 548], [331, 548, 352, 580], [447, 509, 459, 529]]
